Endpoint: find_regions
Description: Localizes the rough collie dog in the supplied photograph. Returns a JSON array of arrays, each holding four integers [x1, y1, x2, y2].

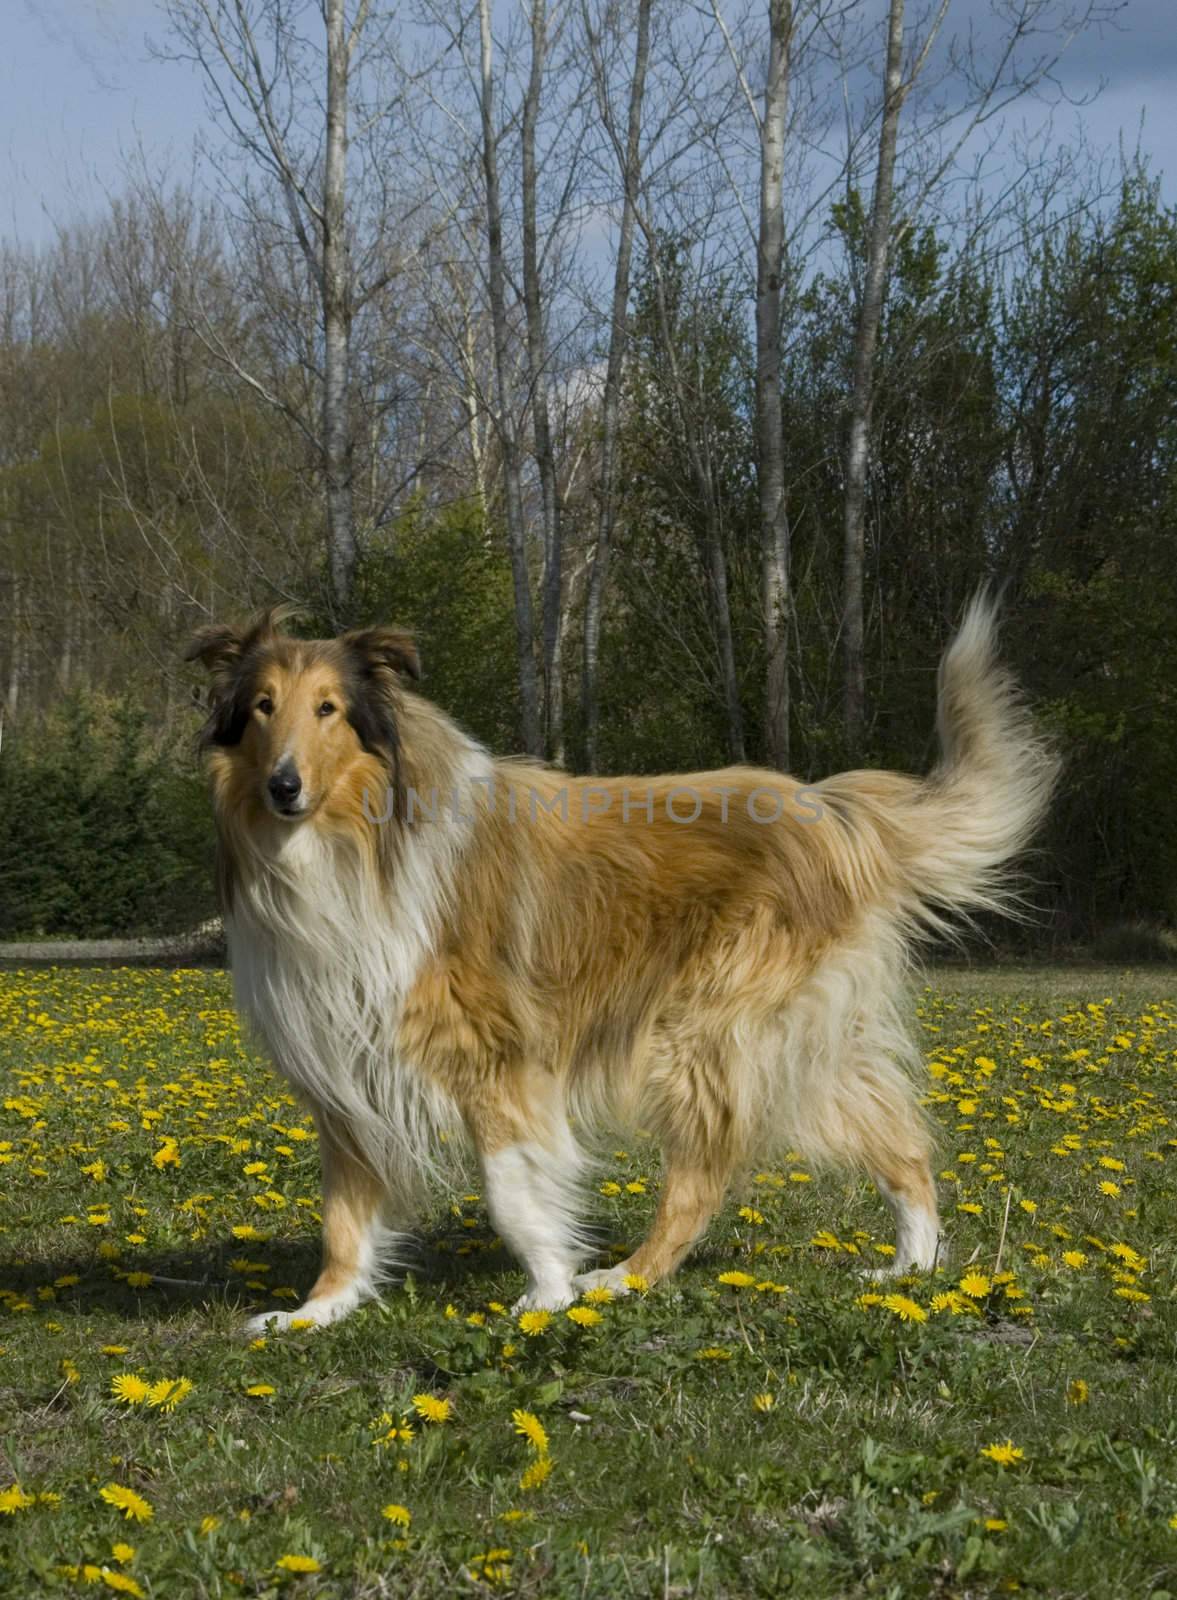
[[186, 598, 1053, 1332]]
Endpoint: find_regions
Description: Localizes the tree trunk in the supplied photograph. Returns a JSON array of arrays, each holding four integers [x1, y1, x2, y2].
[[522, 0, 565, 762], [582, 0, 652, 773], [757, 0, 792, 771], [5, 571, 22, 721], [702, 503, 745, 763], [645, 250, 745, 763], [842, 0, 905, 760], [479, 0, 543, 756], [324, 0, 357, 617]]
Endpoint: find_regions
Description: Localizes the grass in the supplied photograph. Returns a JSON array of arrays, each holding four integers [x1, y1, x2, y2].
[[1, 965, 1176, 1599]]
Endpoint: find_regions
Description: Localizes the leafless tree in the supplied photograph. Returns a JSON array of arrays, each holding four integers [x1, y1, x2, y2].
[[838, 0, 1115, 756], [477, 0, 544, 755], [155, 0, 400, 616], [756, 0, 793, 770], [581, 0, 653, 773]]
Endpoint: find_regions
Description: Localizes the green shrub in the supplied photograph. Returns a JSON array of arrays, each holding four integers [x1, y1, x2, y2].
[[1089, 921, 1177, 965], [0, 693, 215, 939]]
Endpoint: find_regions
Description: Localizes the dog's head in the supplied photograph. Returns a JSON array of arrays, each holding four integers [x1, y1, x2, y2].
[[185, 609, 420, 824]]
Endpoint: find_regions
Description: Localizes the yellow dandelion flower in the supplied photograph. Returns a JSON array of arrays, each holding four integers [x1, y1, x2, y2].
[[881, 1293, 927, 1323], [979, 1441, 1025, 1467], [275, 1554, 320, 1573], [1099, 1181, 1121, 1197], [412, 1393, 452, 1423], [110, 1543, 135, 1563], [99, 1484, 153, 1522], [517, 1310, 552, 1336], [0, 1485, 35, 1514], [752, 1392, 774, 1412], [382, 1503, 411, 1527], [520, 1456, 553, 1491], [245, 1384, 275, 1397], [582, 1286, 614, 1304], [959, 1272, 991, 1298], [1110, 1242, 1147, 1271], [199, 1516, 220, 1536], [98, 1571, 144, 1597], [512, 1410, 549, 1454], [147, 1377, 193, 1411], [623, 1273, 649, 1292], [566, 1306, 603, 1327], [110, 1374, 152, 1406], [984, 1518, 1008, 1532], [1067, 1379, 1089, 1405], [1062, 1250, 1087, 1268], [717, 1271, 756, 1288]]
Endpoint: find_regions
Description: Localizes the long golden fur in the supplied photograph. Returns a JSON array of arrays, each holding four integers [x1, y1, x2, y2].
[[186, 598, 1055, 1329]]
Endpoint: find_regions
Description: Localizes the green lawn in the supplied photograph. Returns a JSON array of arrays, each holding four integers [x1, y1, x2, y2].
[[1, 965, 1175, 1598]]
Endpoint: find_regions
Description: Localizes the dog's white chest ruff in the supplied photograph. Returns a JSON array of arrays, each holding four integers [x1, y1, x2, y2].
[[226, 822, 455, 1178]]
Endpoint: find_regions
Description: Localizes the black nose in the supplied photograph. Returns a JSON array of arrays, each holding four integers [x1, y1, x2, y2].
[[268, 763, 302, 806]]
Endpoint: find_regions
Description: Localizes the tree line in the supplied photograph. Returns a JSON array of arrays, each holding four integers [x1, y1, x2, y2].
[[3, 0, 1175, 946]]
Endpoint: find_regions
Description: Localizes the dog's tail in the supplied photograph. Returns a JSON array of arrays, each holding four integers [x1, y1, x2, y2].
[[820, 592, 1057, 937], [901, 591, 1058, 930]]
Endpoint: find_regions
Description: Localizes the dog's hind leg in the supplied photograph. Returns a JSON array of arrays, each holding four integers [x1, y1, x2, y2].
[[806, 1052, 940, 1275], [574, 1150, 732, 1296], [867, 1147, 940, 1275], [471, 1086, 586, 1313], [575, 1036, 741, 1296], [245, 1114, 393, 1333]]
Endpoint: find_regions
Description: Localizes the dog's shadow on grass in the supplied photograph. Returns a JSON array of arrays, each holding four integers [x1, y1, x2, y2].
[[3, 1237, 322, 1323], [2, 1225, 573, 1325]]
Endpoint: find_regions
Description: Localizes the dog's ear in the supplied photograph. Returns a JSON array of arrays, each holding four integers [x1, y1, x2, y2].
[[185, 622, 245, 678], [185, 606, 299, 679], [341, 625, 421, 683], [184, 607, 298, 746]]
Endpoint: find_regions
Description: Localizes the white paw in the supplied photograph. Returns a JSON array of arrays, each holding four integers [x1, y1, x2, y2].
[[572, 1265, 632, 1297], [512, 1281, 576, 1313], [244, 1291, 359, 1336], [862, 1255, 938, 1282]]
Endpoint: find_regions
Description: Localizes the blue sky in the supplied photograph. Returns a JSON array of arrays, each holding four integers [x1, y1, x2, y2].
[[4, 0, 1175, 246]]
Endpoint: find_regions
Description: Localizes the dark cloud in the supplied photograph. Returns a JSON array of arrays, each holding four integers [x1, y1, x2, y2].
[[932, 0, 1177, 91]]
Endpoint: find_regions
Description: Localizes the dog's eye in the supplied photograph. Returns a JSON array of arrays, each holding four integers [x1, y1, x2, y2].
[[256, 696, 274, 716], [317, 701, 336, 718]]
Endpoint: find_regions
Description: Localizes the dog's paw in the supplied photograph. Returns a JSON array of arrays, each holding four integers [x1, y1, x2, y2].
[[572, 1265, 633, 1297], [861, 1254, 942, 1283], [244, 1291, 359, 1336], [245, 1308, 301, 1337], [512, 1282, 576, 1314]]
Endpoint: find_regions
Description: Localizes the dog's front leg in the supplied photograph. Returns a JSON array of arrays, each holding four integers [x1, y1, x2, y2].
[[470, 1099, 585, 1313], [245, 1115, 390, 1334]]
